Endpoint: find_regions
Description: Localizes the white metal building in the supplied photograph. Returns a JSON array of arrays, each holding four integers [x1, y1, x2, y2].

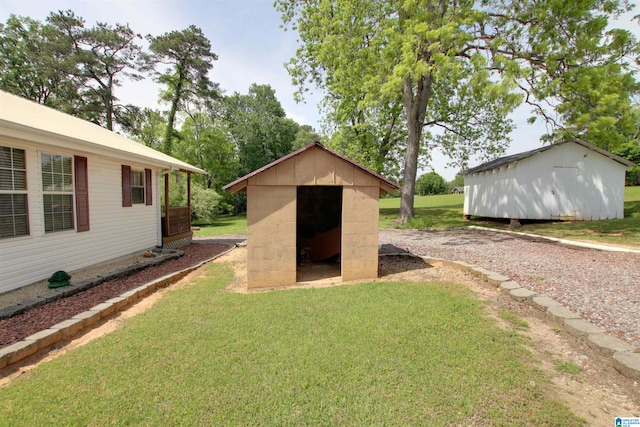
[[0, 91, 204, 294], [462, 140, 635, 221]]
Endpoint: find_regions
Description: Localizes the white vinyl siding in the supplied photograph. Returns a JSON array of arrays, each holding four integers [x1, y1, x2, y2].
[[0, 139, 159, 293]]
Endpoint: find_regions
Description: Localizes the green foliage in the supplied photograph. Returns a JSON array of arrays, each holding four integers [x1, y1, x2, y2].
[[146, 25, 219, 154], [224, 83, 298, 175], [0, 265, 582, 425], [447, 174, 465, 192], [415, 171, 447, 196], [0, 14, 78, 108], [276, 0, 638, 224], [292, 124, 322, 150], [190, 185, 223, 223], [613, 141, 640, 186]]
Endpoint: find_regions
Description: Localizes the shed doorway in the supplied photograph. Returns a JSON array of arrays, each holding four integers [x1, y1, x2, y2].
[[296, 186, 342, 282]]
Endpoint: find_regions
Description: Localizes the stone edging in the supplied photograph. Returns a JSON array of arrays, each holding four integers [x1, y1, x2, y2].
[[4, 248, 638, 381], [381, 252, 640, 380], [0, 249, 185, 320], [0, 245, 237, 372]]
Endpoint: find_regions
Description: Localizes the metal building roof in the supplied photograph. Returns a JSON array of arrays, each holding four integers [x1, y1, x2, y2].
[[462, 139, 635, 175], [0, 90, 205, 174]]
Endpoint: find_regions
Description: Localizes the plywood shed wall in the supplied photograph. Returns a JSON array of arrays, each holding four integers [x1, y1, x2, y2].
[[225, 142, 398, 289]]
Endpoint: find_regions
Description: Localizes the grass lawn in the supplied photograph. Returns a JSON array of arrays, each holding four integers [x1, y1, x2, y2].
[[0, 263, 582, 426], [195, 187, 640, 247], [194, 213, 247, 236]]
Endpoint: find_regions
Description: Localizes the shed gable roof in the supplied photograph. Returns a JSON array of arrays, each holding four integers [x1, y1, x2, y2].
[[462, 139, 635, 175], [224, 141, 400, 194], [0, 90, 204, 174]]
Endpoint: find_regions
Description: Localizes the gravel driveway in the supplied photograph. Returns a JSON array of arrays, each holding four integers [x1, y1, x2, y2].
[[379, 229, 640, 348]]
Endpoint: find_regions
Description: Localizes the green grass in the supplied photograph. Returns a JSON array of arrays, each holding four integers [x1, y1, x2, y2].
[[474, 186, 640, 247], [553, 360, 582, 375], [499, 310, 530, 331], [194, 213, 247, 236], [0, 263, 583, 426], [196, 187, 640, 244], [380, 193, 466, 229]]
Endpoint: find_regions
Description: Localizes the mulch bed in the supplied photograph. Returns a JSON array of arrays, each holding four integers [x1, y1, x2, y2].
[[0, 243, 229, 348]]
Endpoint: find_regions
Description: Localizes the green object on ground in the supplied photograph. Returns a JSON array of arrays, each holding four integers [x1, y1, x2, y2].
[[48, 270, 71, 289]]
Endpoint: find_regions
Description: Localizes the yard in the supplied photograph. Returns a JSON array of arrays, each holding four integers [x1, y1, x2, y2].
[[0, 262, 583, 425], [195, 187, 640, 248]]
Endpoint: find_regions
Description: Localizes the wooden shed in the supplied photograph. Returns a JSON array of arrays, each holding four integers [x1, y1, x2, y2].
[[462, 139, 635, 222], [224, 142, 399, 288]]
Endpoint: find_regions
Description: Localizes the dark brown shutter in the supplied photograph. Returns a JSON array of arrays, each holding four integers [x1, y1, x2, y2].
[[122, 165, 132, 207], [145, 168, 152, 206], [75, 156, 90, 232]]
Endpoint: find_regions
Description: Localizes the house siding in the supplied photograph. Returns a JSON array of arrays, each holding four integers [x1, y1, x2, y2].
[[0, 138, 158, 293], [464, 142, 627, 221]]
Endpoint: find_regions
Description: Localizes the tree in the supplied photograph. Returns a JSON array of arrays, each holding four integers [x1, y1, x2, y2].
[[1, 12, 146, 131], [47, 10, 144, 130], [416, 172, 446, 196], [0, 14, 80, 110], [276, 0, 637, 223], [446, 173, 465, 192], [224, 83, 298, 175], [613, 141, 640, 185], [292, 124, 322, 150], [126, 107, 167, 150], [146, 25, 219, 154]]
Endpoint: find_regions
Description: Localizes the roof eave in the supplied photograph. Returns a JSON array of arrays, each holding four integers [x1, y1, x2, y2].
[[223, 141, 400, 193], [0, 119, 206, 174]]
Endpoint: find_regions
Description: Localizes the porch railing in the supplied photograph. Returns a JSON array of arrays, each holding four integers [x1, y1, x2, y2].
[[163, 206, 191, 237]]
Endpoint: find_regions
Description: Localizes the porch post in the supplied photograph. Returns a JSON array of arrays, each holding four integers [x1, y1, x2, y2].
[[187, 172, 192, 208], [164, 172, 170, 239], [187, 172, 192, 229]]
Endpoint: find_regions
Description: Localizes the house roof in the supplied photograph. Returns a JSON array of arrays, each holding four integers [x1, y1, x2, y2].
[[224, 141, 400, 193], [0, 90, 205, 174], [462, 139, 636, 175]]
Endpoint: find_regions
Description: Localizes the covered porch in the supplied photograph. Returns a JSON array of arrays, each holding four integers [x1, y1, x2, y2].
[[161, 170, 196, 249]]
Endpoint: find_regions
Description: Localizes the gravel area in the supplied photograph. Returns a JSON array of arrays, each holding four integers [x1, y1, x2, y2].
[[380, 229, 640, 348], [0, 241, 236, 348], [2, 230, 638, 351]]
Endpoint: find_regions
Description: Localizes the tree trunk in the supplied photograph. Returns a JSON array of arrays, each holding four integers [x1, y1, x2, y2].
[[163, 71, 185, 155], [397, 74, 432, 224]]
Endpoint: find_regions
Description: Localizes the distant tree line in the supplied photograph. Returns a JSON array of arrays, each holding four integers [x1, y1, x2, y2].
[[0, 11, 321, 219], [2, 3, 639, 224]]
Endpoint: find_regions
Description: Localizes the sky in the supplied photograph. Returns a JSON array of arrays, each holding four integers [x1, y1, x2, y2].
[[0, 0, 638, 181]]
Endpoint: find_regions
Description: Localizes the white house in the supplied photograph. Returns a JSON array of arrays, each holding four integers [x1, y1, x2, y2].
[[462, 139, 635, 222], [0, 91, 204, 294]]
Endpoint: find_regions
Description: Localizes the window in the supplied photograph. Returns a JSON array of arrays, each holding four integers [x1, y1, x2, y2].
[[0, 146, 29, 239], [41, 153, 74, 233], [132, 170, 145, 204], [122, 165, 152, 207]]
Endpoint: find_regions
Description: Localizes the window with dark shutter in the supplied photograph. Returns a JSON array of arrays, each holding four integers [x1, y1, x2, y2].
[[145, 168, 152, 206], [0, 146, 29, 239], [74, 156, 89, 232], [122, 165, 132, 207]]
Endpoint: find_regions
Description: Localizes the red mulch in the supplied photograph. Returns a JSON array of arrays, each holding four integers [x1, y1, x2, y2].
[[0, 243, 229, 348]]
